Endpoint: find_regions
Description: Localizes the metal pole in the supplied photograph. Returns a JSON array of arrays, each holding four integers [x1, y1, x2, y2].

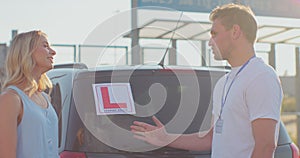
[[169, 39, 177, 65], [269, 43, 276, 69], [201, 41, 207, 66], [78, 45, 81, 62], [73, 45, 77, 62], [125, 46, 128, 65], [131, 0, 140, 65], [295, 47, 300, 146], [141, 47, 144, 64]]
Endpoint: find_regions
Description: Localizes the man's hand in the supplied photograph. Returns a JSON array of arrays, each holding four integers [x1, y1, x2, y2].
[[130, 116, 173, 147]]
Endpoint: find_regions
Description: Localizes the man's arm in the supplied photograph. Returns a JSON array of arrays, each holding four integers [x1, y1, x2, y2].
[[251, 118, 277, 158], [167, 127, 213, 151], [131, 116, 213, 151]]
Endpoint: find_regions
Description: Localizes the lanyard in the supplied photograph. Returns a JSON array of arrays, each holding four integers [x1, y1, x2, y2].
[[219, 55, 256, 119]]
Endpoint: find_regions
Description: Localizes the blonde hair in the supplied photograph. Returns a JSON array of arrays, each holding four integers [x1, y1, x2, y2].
[[2, 30, 52, 96], [209, 3, 257, 44]]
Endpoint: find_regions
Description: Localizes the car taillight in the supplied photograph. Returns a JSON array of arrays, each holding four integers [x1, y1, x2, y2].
[[290, 143, 300, 158], [60, 151, 86, 158]]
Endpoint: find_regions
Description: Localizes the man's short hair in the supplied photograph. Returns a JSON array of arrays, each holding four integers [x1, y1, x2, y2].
[[209, 3, 258, 44]]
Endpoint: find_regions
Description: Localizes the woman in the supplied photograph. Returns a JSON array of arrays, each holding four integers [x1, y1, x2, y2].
[[0, 30, 59, 158]]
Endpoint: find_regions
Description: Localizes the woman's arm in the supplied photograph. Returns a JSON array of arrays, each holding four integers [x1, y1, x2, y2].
[[0, 90, 22, 158]]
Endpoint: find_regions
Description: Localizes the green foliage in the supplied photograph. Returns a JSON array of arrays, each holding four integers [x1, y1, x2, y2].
[[289, 131, 298, 145], [282, 96, 296, 112]]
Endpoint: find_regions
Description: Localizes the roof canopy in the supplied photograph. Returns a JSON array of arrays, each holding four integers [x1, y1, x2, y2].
[[125, 19, 300, 45]]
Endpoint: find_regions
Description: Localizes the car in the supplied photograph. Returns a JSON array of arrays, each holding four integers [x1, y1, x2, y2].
[[47, 63, 300, 158]]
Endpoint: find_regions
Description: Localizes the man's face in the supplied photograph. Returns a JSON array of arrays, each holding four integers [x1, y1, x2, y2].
[[208, 19, 233, 61]]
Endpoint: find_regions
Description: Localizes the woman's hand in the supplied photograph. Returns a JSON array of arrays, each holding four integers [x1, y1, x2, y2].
[[130, 116, 172, 147]]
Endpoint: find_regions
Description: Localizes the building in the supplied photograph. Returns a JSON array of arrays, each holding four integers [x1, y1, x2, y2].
[[0, 43, 7, 89]]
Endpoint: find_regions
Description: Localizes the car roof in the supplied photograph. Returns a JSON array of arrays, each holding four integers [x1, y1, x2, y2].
[[87, 64, 230, 72], [53, 62, 231, 73]]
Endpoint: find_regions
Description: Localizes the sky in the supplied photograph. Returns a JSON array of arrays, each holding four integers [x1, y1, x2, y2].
[[0, 0, 130, 44], [1, 0, 300, 76]]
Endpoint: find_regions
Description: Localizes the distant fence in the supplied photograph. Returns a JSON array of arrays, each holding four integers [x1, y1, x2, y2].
[[79, 45, 128, 67], [51, 44, 128, 67], [52, 44, 76, 63]]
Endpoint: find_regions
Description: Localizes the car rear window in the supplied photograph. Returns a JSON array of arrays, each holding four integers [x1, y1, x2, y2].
[[66, 69, 223, 153]]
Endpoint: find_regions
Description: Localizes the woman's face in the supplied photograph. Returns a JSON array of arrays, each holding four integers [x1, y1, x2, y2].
[[32, 35, 56, 74]]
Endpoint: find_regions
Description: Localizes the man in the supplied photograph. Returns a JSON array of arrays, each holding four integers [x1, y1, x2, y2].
[[131, 3, 283, 158]]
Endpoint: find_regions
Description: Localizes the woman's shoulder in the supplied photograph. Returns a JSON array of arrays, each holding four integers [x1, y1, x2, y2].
[[0, 89, 22, 107], [0, 89, 23, 122]]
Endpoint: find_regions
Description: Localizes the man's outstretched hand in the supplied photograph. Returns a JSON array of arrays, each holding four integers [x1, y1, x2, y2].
[[130, 116, 173, 147]]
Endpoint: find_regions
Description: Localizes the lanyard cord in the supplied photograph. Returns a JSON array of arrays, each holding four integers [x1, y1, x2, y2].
[[219, 55, 256, 119]]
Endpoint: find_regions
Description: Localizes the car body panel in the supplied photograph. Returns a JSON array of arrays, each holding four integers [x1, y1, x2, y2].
[[47, 64, 297, 158]]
